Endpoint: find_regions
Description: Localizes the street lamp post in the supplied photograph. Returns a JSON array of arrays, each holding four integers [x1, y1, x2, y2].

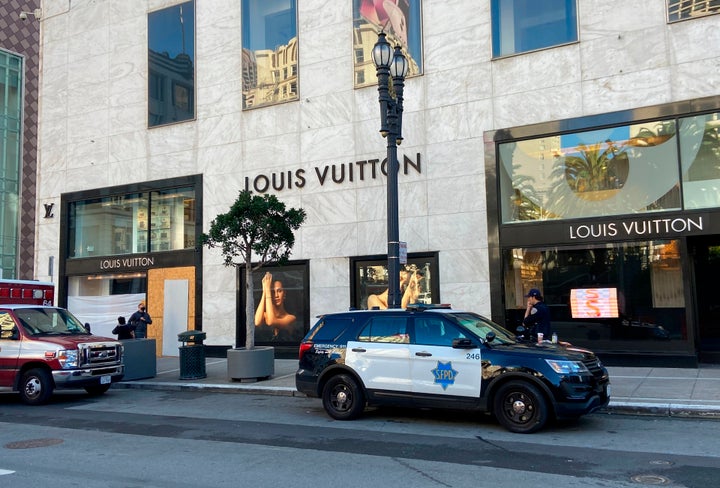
[[372, 31, 408, 309]]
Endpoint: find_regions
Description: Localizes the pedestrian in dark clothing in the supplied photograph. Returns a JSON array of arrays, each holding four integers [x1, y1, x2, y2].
[[129, 301, 152, 339], [112, 316, 134, 340], [523, 288, 552, 341]]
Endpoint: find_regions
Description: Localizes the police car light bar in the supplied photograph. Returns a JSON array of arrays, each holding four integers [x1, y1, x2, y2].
[[406, 303, 452, 311]]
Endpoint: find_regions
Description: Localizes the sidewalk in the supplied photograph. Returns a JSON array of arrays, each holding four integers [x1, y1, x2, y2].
[[114, 356, 720, 419]]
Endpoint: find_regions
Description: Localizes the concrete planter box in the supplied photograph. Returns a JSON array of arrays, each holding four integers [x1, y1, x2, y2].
[[121, 339, 157, 381], [227, 346, 274, 381]]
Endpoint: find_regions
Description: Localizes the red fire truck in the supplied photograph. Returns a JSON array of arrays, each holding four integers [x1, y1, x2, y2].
[[0, 279, 55, 306]]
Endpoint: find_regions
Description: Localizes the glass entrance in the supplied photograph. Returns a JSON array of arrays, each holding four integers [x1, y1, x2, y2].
[[691, 236, 720, 362]]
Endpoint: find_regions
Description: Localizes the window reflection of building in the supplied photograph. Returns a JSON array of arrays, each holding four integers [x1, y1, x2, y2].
[[668, 0, 720, 22], [242, 38, 298, 109], [148, 1, 195, 127]]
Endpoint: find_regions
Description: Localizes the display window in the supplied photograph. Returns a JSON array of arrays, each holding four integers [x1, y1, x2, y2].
[[352, 0, 423, 88], [240, 262, 309, 345], [352, 253, 439, 310], [502, 240, 690, 353]]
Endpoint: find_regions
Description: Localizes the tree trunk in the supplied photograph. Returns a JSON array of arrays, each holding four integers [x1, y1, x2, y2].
[[245, 265, 255, 350]]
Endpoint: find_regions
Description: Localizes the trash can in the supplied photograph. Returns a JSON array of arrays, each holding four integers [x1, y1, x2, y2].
[[178, 330, 206, 379]]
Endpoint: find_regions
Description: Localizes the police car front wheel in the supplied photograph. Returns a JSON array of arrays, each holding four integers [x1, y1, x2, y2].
[[493, 380, 549, 434], [322, 374, 365, 420]]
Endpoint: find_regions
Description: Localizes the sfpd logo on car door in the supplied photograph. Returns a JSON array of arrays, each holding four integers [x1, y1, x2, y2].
[[432, 361, 458, 390]]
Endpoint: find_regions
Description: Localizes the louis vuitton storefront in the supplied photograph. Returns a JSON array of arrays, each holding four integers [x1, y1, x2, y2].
[[58, 175, 203, 357], [486, 96, 720, 365]]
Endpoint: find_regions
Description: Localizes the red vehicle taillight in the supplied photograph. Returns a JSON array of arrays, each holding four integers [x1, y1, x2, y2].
[[299, 342, 313, 360]]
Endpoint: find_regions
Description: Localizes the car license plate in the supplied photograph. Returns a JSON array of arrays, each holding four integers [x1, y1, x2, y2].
[[100, 375, 111, 385]]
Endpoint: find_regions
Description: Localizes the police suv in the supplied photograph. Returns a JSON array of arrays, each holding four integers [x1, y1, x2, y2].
[[295, 305, 610, 433]]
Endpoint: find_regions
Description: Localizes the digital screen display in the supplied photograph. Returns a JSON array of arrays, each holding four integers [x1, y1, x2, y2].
[[570, 288, 619, 318]]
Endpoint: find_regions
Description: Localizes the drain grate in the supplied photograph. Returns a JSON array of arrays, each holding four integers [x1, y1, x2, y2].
[[630, 474, 671, 485], [4, 438, 64, 449]]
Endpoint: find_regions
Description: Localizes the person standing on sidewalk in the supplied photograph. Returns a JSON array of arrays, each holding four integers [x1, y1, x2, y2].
[[523, 288, 552, 341], [129, 301, 152, 339]]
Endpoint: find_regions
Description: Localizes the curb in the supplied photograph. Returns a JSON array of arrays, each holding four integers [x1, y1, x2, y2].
[[114, 382, 720, 419]]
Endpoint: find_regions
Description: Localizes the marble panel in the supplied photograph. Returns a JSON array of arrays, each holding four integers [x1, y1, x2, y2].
[[106, 157, 147, 185], [425, 63, 492, 110], [37, 170, 66, 201], [300, 91, 355, 130], [197, 80, 243, 119], [429, 211, 485, 251], [65, 162, 112, 193], [582, 68, 672, 115], [67, 137, 109, 169], [427, 175, 484, 216], [241, 103, 301, 139], [493, 45, 581, 97], [299, 123, 355, 163], [301, 189, 357, 226], [147, 150, 197, 180], [67, 0, 109, 37], [40, 86, 68, 124], [310, 285, 351, 318], [580, 0, 666, 42], [424, 25, 489, 72], [203, 264, 236, 294], [672, 58, 720, 100], [441, 281, 492, 317], [198, 114, 243, 148], [302, 222, 358, 258], [298, 59, 353, 100], [356, 220, 386, 255], [66, 109, 109, 145], [243, 134, 300, 172], [68, 26, 110, 63], [108, 61, 145, 106], [423, 138, 484, 180], [352, 87, 379, 123], [39, 146, 67, 173], [109, 15, 146, 53], [299, 0, 349, 32], [439, 249, 489, 287], [492, 85, 583, 129], [297, 17, 347, 69], [109, 131, 148, 163], [108, 1, 147, 22], [196, 44, 242, 89], [109, 102, 146, 135], [42, 36, 69, 70], [401, 216, 430, 252], [581, 26, 668, 81], [356, 185, 386, 222], [668, 18, 720, 65], [399, 180, 428, 218], [147, 123, 198, 156], [197, 143, 244, 176], [67, 81, 110, 117], [202, 174, 247, 212], [422, 0, 488, 36], [309, 258, 350, 289]]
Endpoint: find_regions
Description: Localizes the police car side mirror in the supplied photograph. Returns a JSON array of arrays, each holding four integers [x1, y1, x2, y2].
[[452, 338, 476, 349], [485, 331, 496, 343]]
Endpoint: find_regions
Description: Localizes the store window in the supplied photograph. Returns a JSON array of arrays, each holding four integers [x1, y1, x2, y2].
[[667, 0, 720, 22], [242, 0, 298, 109], [352, 0, 423, 88], [352, 254, 439, 310], [499, 120, 681, 223], [148, 1, 195, 127], [503, 240, 688, 352], [68, 186, 196, 258], [0, 50, 22, 278], [240, 262, 309, 345], [491, 0, 577, 58], [680, 112, 720, 209]]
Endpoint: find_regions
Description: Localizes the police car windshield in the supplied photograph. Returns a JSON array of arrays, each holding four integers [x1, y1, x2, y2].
[[450, 312, 517, 344], [17, 308, 88, 336]]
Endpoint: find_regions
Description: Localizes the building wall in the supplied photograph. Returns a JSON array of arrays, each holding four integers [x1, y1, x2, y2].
[[35, 0, 720, 346], [0, 0, 41, 279]]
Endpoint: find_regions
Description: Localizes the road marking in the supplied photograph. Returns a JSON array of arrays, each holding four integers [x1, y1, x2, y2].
[[0, 469, 15, 475]]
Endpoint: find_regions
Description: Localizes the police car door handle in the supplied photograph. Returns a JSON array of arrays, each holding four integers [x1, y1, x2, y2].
[[351, 347, 366, 352], [415, 351, 432, 357]]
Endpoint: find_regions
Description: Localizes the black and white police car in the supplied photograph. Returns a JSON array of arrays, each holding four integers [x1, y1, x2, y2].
[[295, 304, 610, 433]]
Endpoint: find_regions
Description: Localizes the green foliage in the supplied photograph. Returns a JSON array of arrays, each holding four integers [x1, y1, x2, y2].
[[200, 190, 306, 270]]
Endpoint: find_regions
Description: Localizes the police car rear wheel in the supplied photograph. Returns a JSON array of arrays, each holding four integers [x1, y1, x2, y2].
[[322, 374, 365, 420], [494, 380, 548, 434]]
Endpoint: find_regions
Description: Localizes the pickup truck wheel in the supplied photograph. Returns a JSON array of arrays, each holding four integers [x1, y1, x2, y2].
[[322, 374, 365, 420], [20, 368, 54, 406], [493, 380, 548, 434], [84, 384, 111, 396]]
